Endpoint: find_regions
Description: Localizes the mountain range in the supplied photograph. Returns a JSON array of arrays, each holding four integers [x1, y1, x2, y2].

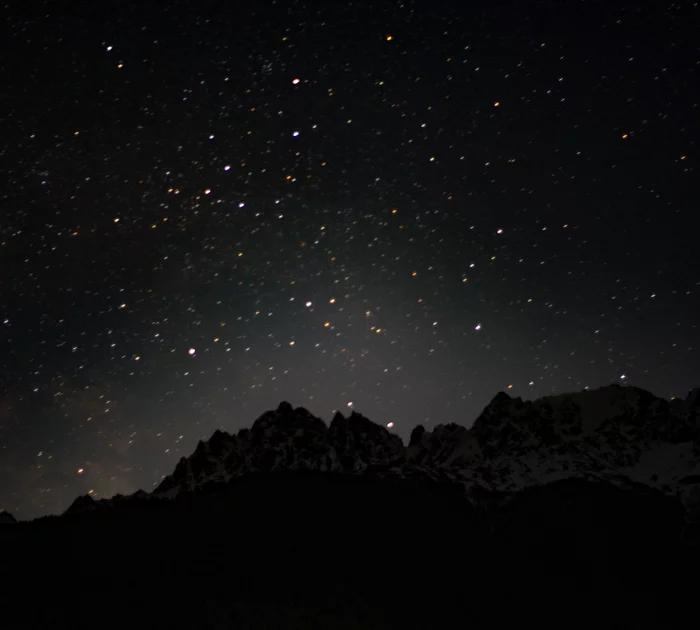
[[2, 384, 700, 629], [42, 383, 700, 534]]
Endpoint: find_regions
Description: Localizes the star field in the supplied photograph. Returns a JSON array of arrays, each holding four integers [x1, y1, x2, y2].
[[1, 0, 698, 518]]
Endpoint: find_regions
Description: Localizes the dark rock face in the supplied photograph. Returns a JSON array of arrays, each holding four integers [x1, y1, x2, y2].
[[407, 422, 468, 466], [249, 403, 331, 471], [328, 410, 404, 471], [0, 510, 16, 524], [409, 424, 426, 447], [65, 494, 100, 515]]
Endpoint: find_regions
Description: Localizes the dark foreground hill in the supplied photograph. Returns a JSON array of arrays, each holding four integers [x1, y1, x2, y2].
[[2, 385, 700, 629]]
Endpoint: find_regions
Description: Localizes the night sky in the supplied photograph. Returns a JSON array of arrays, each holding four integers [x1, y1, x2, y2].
[[1, 0, 698, 519]]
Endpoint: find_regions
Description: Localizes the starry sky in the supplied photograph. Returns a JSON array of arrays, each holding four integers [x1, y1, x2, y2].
[[1, 0, 698, 519]]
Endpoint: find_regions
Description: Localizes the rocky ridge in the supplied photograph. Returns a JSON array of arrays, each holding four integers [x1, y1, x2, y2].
[[63, 384, 700, 519]]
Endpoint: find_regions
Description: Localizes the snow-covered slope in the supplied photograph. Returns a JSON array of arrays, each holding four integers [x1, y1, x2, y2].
[[409, 384, 700, 500], [65, 385, 700, 517]]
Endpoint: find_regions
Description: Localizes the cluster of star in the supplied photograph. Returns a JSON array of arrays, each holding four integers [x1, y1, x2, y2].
[[0, 0, 697, 519]]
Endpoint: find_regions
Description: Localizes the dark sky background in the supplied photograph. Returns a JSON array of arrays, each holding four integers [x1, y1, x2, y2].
[[1, 0, 698, 519]]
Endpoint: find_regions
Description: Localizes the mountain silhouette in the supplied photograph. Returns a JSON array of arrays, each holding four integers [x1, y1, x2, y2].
[[2, 385, 700, 629]]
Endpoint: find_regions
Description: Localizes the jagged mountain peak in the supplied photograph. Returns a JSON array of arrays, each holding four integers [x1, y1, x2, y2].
[[329, 409, 404, 472], [153, 402, 410, 497], [132, 385, 700, 514], [491, 391, 514, 404], [331, 409, 373, 429], [406, 385, 700, 479], [409, 424, 426, 447], [685, 388, 700, 408], [276, 400, 294, 414], [251, 402, 327, 437], [470, 384, 683, 444], [66, 494, 100, 515], [472, 391, 522, 427], [407, 422, 470, 466]]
